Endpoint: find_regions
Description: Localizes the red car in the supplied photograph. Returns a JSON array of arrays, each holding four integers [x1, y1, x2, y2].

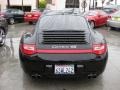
[[24, 9, 42, 24], [84, 10, 110, 28]]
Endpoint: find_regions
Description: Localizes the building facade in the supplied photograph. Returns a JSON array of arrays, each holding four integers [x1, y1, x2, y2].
[[0, 0, 37, 11], [47, 0, 90, 11], [47, 0, 120, 11]]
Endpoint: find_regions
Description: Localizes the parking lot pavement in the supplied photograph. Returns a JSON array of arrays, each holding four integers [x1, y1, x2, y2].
[[0, 23, 120, 90]]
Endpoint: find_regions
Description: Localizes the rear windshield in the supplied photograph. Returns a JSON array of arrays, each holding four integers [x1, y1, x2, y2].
[[38, 15, 89, 31]]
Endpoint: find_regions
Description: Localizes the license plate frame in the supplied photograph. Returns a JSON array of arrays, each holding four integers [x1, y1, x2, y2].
[[54, 65, 75, 75]]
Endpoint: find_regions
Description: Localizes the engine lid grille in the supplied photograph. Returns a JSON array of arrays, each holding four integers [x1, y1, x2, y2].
[[42, 31, 88, 44]]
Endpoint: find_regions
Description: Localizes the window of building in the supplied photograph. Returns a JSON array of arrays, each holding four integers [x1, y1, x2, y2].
[[47, 0, 52, 4], [66, 0, 79, 8]]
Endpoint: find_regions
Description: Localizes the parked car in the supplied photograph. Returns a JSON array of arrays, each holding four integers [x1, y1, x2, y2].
[[0, 9, 24, 24], [84, 10, 110, 28], [103, 5, 120, 14], [107, 10, 120, 29], [0, 16, 8, 46], [19, 10, 108, 78], [24, 9, 42, 24]]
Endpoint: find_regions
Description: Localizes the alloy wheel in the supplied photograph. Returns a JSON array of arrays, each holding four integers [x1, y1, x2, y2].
[[0, 29, 6, 46]]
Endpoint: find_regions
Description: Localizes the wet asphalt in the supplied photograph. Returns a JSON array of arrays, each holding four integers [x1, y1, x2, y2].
[[0, 23, 120, 90]]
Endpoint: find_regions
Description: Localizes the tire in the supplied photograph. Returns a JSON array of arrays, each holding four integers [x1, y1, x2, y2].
[[110, 27, 115, 30], [28, 22, 33, 25], [90, 21, 95, 28], [9, 18, 15, 25], [0, 28, 6, 47]]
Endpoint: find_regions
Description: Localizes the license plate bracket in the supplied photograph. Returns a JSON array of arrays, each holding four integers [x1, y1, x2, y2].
[[54, 65, 75, 75]]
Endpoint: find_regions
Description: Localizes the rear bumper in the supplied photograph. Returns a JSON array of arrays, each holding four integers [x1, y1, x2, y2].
[[19, 52, 108, 77], [107, 20, 120, 28], [24, 17, 39, 22]]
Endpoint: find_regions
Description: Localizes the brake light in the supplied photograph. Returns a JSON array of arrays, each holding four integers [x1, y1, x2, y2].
[[20, 44, 36, 55], [93, 44, 107, 55], [0, 14, 4, 17]]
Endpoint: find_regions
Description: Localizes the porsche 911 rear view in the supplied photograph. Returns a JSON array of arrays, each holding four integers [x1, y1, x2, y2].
[[19, 10, 108, 79]]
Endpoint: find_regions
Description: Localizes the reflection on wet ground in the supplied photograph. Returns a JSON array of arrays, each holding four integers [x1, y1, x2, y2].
[[0, 24, 120, 90]]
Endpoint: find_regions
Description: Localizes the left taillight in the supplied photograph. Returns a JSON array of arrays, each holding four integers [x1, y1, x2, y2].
[[20, 44, 36, 55], [93, 44, 107, 55]]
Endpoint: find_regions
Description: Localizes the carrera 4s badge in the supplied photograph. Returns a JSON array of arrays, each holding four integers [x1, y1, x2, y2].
[[51, 45, 77, 49]]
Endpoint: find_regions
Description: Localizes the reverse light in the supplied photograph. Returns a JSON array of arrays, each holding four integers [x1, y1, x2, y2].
[[93, 44, 107, 55], [20, 44, 36, 55]]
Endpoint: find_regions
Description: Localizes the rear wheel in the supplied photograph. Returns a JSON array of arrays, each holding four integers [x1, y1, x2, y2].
[[0, 28, 6, 46], [90, 21, 95, 28], [9, 18, 15, 25], [28, 22, 33, 25], [110, 27, 115, 30]]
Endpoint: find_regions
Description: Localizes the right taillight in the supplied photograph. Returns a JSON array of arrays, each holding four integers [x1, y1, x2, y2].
[[93, 44, 107, 55], [20, 44, 36, 55]]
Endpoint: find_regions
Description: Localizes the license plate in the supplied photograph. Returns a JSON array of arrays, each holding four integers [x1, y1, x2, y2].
[[27, 15, 32, 17], [55, 65, 74, 75]]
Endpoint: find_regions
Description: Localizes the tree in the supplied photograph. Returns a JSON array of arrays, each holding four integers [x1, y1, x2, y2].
[[39, 0, 47, 8]]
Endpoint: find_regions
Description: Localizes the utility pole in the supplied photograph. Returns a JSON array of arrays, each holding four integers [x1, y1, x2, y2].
[[22, 0, 24, 11], [95, 0, 97, 9], [89, 0, 91, 10], [93, 0, 95, 9], [36, 0, 39, 8], [7, 0, 10, 8], [115, 0, 117, 5], [102, 0, 105, 9]]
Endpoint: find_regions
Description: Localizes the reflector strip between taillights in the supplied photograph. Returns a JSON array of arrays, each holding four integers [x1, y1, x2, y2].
[[20, 44, 107, 55], [36, 49, 93, 54]]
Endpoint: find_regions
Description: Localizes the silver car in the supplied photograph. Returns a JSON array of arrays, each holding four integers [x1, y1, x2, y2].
[[107, 10, 120, 29]]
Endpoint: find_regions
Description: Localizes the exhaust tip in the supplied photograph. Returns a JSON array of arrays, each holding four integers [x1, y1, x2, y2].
[[88, 73, 97, 79], [31, 74, 41, 78]]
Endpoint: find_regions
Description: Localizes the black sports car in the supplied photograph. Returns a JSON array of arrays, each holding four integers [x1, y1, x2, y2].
[[0, 16, 8, 46], [19, 10, 108, 78], [0, 9, 24, 24]]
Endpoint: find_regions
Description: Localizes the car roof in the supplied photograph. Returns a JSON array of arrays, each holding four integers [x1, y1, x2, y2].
[[42, 8, 82, 16], [103, 5, 120, 9]]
